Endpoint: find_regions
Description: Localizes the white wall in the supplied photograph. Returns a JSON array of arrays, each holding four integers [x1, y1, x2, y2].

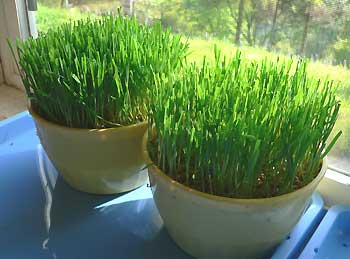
[[0, 62, 3, 84], [0, 0, 28, 90]]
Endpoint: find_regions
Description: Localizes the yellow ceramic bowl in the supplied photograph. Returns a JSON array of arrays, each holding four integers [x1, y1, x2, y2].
[[30, 107, 148, 194], [142, 133, 327, 258]]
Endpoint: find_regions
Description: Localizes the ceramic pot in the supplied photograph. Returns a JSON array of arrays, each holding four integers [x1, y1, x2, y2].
[[30, 107, 148, 194], [143, 135, 327, 258]]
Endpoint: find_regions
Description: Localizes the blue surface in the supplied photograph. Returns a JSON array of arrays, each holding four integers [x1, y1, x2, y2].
[[0, 112, 190, 259], [299, 205, 350, 259], [0, 111, 38, 156], [271, 193, 326, 259], [0, 111, 330, 259]]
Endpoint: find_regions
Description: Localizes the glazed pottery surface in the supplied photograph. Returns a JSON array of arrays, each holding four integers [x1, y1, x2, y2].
[[30, 108, 148, 194], [143, 135, 327, 259]]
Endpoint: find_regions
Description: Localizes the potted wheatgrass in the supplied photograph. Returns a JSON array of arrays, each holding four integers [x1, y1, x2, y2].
[[144, 51, 341, 258], [12, 14, 188, 194]]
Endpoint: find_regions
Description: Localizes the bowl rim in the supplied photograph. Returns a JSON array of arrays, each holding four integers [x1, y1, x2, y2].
[[143, 132, 327, 204], [28, 106, 148, 132]]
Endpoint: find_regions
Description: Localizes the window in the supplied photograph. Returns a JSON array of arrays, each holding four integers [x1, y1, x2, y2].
[[8, 0, 350, 175]]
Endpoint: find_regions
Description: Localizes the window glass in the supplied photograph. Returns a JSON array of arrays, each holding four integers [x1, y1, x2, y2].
[[36, 0, 350, 172]]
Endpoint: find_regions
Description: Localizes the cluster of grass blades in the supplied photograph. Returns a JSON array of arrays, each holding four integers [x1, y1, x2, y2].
[[148, 49, 341, 198], [12, 11, 341, 198], [12, 12, 188, 128]]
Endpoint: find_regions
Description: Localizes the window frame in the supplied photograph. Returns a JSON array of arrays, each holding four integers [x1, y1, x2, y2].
[[317, 168, 350, 207], [0, 61, 3, 84], [0, 0, 34, 90]]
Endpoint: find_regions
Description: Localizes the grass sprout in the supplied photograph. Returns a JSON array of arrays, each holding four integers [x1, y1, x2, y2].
[[12, 12, 188, 128], [148, 50, 341, 198]]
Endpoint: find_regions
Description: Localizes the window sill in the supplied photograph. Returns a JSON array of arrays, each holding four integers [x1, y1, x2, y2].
[[317, 169, 350, 207], [0, 84, 26, 120]]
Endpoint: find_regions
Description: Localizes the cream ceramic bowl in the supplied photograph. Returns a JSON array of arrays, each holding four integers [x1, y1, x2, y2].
[[143, 136, 327, 258], [30, 107, 148, 194]]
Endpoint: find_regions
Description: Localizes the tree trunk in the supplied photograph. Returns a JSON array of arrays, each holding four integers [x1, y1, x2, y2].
[[235, 0, 244, 46], [247, 23, 252, 46], [130, 0, 134, 16], [61, 0, 68, 8], [253, 20, 258, 46], [245, 14, 253, 46], [300, 5, 311, 55], [270, 0, 280, 47], [121, 0, 134, 16]]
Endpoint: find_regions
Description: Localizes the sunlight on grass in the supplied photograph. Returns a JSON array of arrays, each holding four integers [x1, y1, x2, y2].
[[187, 38, 350, 160], [188, 38, 350, 100]]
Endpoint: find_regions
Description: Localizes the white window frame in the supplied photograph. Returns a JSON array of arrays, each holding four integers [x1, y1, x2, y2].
[[317, 168, 350, 207], [0, 0, 35, 90], [0, 60, 3, 84], [2, 0, 350, 206]]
